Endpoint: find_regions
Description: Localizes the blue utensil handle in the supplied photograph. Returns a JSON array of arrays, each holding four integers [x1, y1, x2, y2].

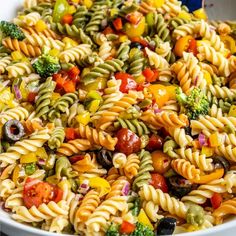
[[181, 0, 204, 12]]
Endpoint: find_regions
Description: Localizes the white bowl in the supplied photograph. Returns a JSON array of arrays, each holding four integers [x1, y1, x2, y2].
[[0, 1, 236, 236]]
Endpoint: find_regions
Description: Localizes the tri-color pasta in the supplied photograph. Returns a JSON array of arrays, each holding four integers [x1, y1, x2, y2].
[[0, 0, 236, 235]]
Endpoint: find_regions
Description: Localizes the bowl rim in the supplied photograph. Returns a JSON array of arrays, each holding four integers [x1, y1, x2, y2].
[[0, 211, 236, 236]]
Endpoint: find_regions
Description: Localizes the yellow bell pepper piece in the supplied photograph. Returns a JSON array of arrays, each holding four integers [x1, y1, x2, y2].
[[110, 8, 118, 17], [11, 51, 24, 61], [20, 80, 29, 101], [119, 35, 128, 43], [193, 8, 207, 20], [35, 147, 48, 159], [148, 0, 164, 8], [0, 88, 15, 111], [124, 16, 146, 38], [89, 177, 111, 197], [220, 35, 236, 53], [229, 105, 236, 117], [203, 70, 212, 85], [135, 74, 146, 84], [12, 165, 23, 184], [76, 111, 90, 125], [209, 132, 223, 147], [88, 99, 101, 113], [83, 0, 93, 8], [49, 49, 60, 58], [84, 77, 107, 91], [20, 153, 37, 164], [201, 146, 214, 157], [138, 209, 154, 230], [178, 11, 192, 20], [35, 20, 47, 32], [68, 5, 76, 14], [166, 85, 177, 100], [192, 168, 224, 184], [51, 92, 61, 106], [72, 0, 80, 3]]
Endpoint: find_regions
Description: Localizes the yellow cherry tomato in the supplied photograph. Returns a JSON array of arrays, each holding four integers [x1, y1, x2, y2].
[[174, 35, 193, 57], [124, 16, 146, 38], [209, 133, 223, 147], [148, 84, 170, 107], [192, 168, 224, 184], [166, 85, 177, 100]]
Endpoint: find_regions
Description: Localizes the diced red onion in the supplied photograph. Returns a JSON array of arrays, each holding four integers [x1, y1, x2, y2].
[[194, 76, 199, 86], [37, 158, 46, 166], [13, 85, 22, 100], [154, 108, 162, 114], [121, 182, 130, 196], [198, 133, 207, 147]]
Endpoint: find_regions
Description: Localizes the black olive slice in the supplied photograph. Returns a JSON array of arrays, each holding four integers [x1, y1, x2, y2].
[[97, 149, 113, 169], [213, 156, 230, 174], [156, 217, 177, 235], [3, 119, 25, 142], [168, 175, 197, 198]]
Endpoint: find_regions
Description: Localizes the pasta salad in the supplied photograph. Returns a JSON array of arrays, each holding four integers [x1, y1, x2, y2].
[[0, 0, 236, 235]]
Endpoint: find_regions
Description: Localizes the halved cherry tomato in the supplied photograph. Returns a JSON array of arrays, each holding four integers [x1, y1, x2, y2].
[[174, 36, 194, 57], [115, 128, 141, 155], [151, 150, 171, 174], [113, 18, 123, 31], [27, 92, 37, 103], [64, 80, 76, 93], [210, 193, 222, 209], [150, 173, 168, 193], [146, 134, 164, 151], [23, 178, 63, 208], [148, 84, 170, 107], [115, 72, 137, 93], [68, 66, 80, 79], [120, 221, 136, 234], [126, 11, 143, 25], [65, 128, 76, 140], [61, 13, 73, 25], [188, 38, 198, 56]]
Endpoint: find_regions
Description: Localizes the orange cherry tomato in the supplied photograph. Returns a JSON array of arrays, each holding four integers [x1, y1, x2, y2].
[[61, 14, 73, 25], [174, 35, 194, 57], [151, 150, 171, 174], [148, 84, 170, 107]]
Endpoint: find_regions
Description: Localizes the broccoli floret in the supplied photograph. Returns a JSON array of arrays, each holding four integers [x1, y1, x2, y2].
[[0, 21, 25, 40], [130, 223, 154, 236], [176, 87, 209, 120], [105, 224, 120, 236], [32, 51, 61, 78]]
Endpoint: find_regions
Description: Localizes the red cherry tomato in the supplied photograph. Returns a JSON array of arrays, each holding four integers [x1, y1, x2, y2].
[[120, 221, 136, 234], [113, 17, 123, 31], [143, 68, 159, 83], [188, 39, 198, 56], [150, 173, 168, 193], [23, 178, 63, 208], [210, 193, 222, 209], [115, 128, 141, 155], [146, 134, 164, 151], [115, 72, 137, 93]]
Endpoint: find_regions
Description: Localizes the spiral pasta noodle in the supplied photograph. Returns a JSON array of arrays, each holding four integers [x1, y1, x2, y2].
[[0, 56, 12, 74], [6, 61, 33, 78], [0, 128, 50, 167], [48, 126, 65, 150], [123, 154, 140, 180]]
